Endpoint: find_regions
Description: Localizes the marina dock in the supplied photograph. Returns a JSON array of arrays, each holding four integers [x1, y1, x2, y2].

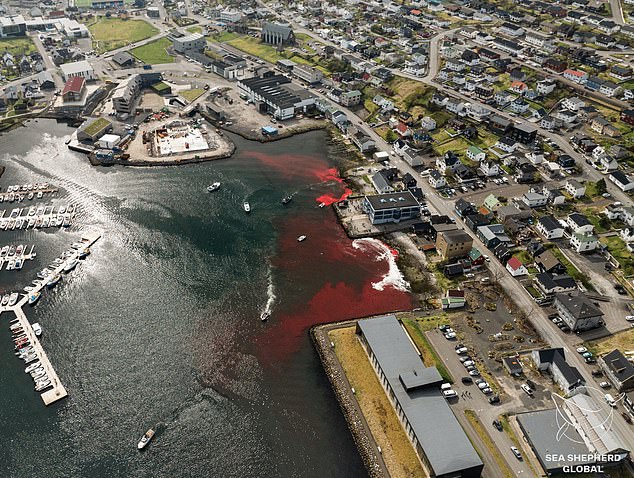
[[0, 231, 101, 406]]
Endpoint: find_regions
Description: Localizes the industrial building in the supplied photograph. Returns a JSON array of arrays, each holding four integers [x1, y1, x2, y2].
[[292, 64, 323, 84], [237, 74, 316, 120], [0, 15, 26, 38], [356, 315, 483, 478], [60, 60, 95, 82], [362, 191, 421, 225]]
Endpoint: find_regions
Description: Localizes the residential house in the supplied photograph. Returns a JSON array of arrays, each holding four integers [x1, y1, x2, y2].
[[564, 179, 586, 199], [535, 273, 577, 295], [506, 256, 528, 276], [466, 145, 486, 163], [477, 224, 511, 248], [599, 350, 634, 392], [609, 171, 634, 192], [537, 216, 565, 239], [428, 169, 446, 189], [436, 152, 462, 174], [562, 69, 588, 84], [479, 160, 500, 177], [566, 213, 594, 234], [420, 116, 436, 131], [570, 232, 598, 252], [495, 136, 518, 153], [553, 293, 604, 331], [523, 192, 548, 208], [535, 250, 566, 274], [436, 229, 474, 259], [532, 348, 585, 394]]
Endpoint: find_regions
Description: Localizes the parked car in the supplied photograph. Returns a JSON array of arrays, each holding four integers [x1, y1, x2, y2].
[[582, 352, 593, 359], [469, 369, 481, 377], [463, 360, 475, 367], [482, 387, 493, 394], [511, 446, 523, 460], [493, 420, 503, 431], [592, 369, 603, 377], [478, 382, 490, 390], [521, 384, 534, 396], [576, 347, 587, 354], [599, 381, 611, 389], [626, 316, 634, 322], [459, 355, 472, 363], [622, 412, 632, 424], [461, 377, 473, 384], [456, 347, 469, 354], [489, 394, 500, 404]]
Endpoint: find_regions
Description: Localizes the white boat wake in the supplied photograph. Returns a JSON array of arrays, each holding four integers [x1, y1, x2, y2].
[[262, 270, 276, 317], [352, 238, 409, 292]]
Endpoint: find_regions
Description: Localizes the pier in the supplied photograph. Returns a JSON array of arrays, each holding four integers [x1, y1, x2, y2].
[[0, 231, 101, 406]]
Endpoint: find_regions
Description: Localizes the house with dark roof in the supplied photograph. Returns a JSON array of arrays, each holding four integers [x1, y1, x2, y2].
[[609, 171, 634, 192], [363, 191, 420, 225], [503, 356, 523, 376], [535, 250, 565, 274], [599, 350, 634, 392], [553, 293, 604, 331], [535, 273, 577, 295], [112, 51, 135, 67], [532, 348, 585, 394], [537, 216, 564, 239]]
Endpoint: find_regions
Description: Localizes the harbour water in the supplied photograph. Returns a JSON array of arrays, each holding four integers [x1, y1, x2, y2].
[[0, 120, 411, 477]]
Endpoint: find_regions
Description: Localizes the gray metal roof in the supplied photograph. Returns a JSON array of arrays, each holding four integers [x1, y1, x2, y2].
[[365, 191, 419, 211], [357, 316, 483, 476], [517, 409, 590, 472]]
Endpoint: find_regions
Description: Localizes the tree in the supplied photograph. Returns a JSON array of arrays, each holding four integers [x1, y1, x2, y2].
[[384, 129, 398, 143], [596, 178, 607, 195]]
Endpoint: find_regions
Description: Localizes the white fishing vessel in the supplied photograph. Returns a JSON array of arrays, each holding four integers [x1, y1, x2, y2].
[[137, 428, 156, 450], [297, 235, 307, 242], [207, 182, 221, 192], [243, 202, 251, 213]]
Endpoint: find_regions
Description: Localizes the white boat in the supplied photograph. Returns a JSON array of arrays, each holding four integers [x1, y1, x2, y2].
[[37, 191, 43, 199], [207, 182, 221, 192], [28, 292, 41, 305], [137, 428, 156, 450], [47, 274, 61, 288], [35, 381, 52, 392], [8, 293, 19, 306], [32, 323, 42, 336], [25, 362, 41, 373], [319, 202, 326, 208], [243, 202, 251, 213], [297, 235, 307, 242], [260, 311, 270, 322], [63, 260, 78, 273]]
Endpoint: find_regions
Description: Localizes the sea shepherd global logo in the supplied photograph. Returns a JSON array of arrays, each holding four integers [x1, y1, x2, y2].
[[547, 387, 625, 473]]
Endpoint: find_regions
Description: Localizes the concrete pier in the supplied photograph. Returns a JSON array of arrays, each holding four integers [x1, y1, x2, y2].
[[1, 231, 101, 405]]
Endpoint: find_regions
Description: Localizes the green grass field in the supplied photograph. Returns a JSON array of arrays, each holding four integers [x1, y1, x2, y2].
[[89, 17, 158, 53], [0, 38, 37, 57], [130, 38, 174, 64], [186, 26, 202, 34], [225, 36, 285, 64], [180, 88, 205, 102]]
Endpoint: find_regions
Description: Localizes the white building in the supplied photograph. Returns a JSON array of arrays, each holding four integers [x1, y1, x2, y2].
[[59, 60, 95, 82]]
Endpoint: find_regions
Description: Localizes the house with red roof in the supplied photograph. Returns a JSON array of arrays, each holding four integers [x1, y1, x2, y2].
[[509, 81, 528, 95], [62, 76, 85, 102], [394, 122, 411, 137], [506, 256, 528, 277], [562, 69, 588, 84]]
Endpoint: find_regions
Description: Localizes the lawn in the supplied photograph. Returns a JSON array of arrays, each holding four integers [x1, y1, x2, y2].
[[434, 137, 470, 156], [186, 26, 202, 34], [180, 88, 205, 102], [130, 38, 174, 64], [210, 31, 240, 43], [329, 326, 426, 478], [401, 318, 453, 382], [586, 328, 634, 356], [225, 36, 285, 64], [89, 17, 158, 53], [83, 117, 111, 137], [600, 236, 634, 275], [0, 38, 37, 57]]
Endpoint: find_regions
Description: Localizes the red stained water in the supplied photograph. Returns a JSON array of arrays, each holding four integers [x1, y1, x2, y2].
[[255, 212, 412, 365]]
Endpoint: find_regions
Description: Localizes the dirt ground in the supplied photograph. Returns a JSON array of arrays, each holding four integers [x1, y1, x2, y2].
[[138, 91, 165, 110], [124, 116, 234, 164], [208, 87, 327, 140], [329, 327, 426, 478]]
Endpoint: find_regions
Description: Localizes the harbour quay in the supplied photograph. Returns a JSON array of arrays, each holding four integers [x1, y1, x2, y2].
[[0, 232, 101, 406]]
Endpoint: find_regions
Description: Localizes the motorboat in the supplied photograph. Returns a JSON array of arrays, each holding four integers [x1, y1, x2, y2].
[[138, 428, 156, 450], [25, 362, 41, 373], [58, 206, 66, 214], [32, 370, 46, 380], [1, 295, 9, 306], [14, 259, 23, 270], [243, 202, 251, 213], [28, 292, 41, 305], [63, 260, 78, 273], [35, 381, 52, 392], [27, 192, 33, 200], [8, 293, 19, 306], [24, 355, 38, 364], [56, 216, 64, 227], [78, 248, 90, 259], [260, 311, 270, 322], [32, 323, 42, 336], [1, 246, 8, 257], [8, 245, 15, 256], [37, 191, 43, 199], [16, 245, 23, 255], [47, 274, 61, 288], [297, 235, 307, 242], [42, 216, 50, 228], [319, 202, 326, 208], [28, 206, 36, 216], [207, 182, 221, 192], [281, 195, 293, 205]]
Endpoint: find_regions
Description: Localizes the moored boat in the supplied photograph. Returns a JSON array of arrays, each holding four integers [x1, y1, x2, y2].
[[243, 202, 251, 213], [32, 323, 42, 336], [28, 292, 41, 306], [47, 274, 61, 288], [207, 182, 221, 192], [63, 259, 78, 273], [281, 195, 293, 205], [8, 292, 19, 306], [260, 311, 270, 322]]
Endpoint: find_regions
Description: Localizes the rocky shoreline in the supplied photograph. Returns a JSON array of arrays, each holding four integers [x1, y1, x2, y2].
[[310, 322, 387, 478]]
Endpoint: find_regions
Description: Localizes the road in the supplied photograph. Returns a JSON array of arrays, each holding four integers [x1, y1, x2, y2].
[[611, 0, 627, 25]]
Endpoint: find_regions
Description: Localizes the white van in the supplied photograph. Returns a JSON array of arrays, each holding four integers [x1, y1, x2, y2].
[[441, 383, 453, 391], [605, 394, 616, 407], [443, 389, 458, 398]]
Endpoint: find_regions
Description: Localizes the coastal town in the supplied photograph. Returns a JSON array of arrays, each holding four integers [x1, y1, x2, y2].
[[2, 0, 634, 475]]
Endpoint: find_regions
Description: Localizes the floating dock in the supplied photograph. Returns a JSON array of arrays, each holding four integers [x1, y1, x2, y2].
[[0, 231, 101, 406]]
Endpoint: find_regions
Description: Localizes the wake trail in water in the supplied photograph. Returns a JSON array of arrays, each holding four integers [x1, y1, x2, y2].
[[261, 269, 276, 319]]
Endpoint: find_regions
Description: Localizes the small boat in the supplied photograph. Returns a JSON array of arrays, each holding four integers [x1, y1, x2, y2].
[[8, 245, 15, 256], [281, 195, 293, 205], [63, 260, 78, 273], [8, 293, 19, 306], [1, 295, 9, 306], [58, 206, 66, 215], [25, 362, 41, 373], [56, 216, 64, 227], [28, 292, 41, 305], [207, 182, 221, 192], [27, 192, 33, 200], [137, 428, 156, 450], [1, 246, 8, 257], [243, 202, 251, 213], [16, 245, 23, 255], [37, 191, 43, 199], [78, 248, 90, 259], [32, 323, 42, 336], [32, 370, 46, 380], [47, 274, 61, 288], [24, 355, 38, 364], [319, 202, 326, 208], [14, 259, 23, 270], [297, 235, 307, 242], [35, 381, 52, 392], [260, 311, 270, 322]]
